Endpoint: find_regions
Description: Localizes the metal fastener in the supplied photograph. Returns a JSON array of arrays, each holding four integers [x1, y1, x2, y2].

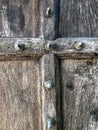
[[14, 41, 26, 51], [45, 42, 54, 51], [47, 118, 56, 129], [75, 41, 84, 50], [43, 80, 55, 90], [45, 7, 53, 17]]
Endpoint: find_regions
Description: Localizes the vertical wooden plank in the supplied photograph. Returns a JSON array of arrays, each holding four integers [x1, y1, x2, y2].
[[61, 59, 98, 130], [0, 60, 42, 130], [59, 0, 98, 37], [0, 0, 40, 37], [41, 54, 60, 130], [40, 0, 59, 40]]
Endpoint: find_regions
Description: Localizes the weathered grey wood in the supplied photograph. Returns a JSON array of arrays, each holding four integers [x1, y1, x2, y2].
[[0, 0, 58, 39], [0, 38, 45, 60], [41, 54, 60, 130], [0, 0, 40, 37], [0, 60, 42, 130], [40, 0, 59, 40], [55, 38, 98, 59], [61, 59, 98, 130], [0, 38, 98, 60], [59, 0, 98, 37]]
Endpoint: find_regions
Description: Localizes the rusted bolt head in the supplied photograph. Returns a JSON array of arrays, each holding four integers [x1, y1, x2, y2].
[[45, 42, 54, 51], [43, 80, 55, 90], [45, 7, 53, 17], [75, 41, 84, 50], [47, 118, 56, 129], [14, 41, 26, 51]]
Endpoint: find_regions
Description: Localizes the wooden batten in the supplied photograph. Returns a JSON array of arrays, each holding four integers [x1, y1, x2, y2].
[[0, 38, 98, 60]]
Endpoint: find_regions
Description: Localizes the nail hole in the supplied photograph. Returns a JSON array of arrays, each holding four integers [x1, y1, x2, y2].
[[87, 61, 93, 66], [66, 81, 74, 90], [90, 107, 98, 122]]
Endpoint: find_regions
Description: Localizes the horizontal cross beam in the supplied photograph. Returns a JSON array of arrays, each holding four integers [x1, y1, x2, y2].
[[0, 38, 98, 60]]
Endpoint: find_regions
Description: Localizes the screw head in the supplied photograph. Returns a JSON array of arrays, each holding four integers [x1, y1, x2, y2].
[[75, 41, 84, 50], [45, 7, 53, 17], [45, 42, 54, 51], [47, 118, 56, 129], [14, 41, 26, 51], [43, 80, 55, 90]]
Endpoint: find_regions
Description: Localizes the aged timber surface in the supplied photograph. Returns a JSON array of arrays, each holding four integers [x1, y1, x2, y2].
[[0, 38, 98, 59], [0, 0, 40, 37], [0, 0, 58, 40], [41, 54, 60, 130], [0, 60, 42, 130], [59, 0, 98, 37], [61, 59, 98, 130]]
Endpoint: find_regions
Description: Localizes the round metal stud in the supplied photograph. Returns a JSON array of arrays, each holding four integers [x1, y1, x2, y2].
[[14, 41, 26, 51], [43, 80, 55, 90], [45, 42, 54, 51], [75, 41, 84, 50], [47, 118, 56, 129], [45, 7, 53, 17]]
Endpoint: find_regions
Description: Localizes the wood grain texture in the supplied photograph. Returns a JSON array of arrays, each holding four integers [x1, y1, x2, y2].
[[0, 60, 42, 130], [0, 0, 58, 39], [61, 59, 98, 130], [0, 0, 40, 37], [59, 0, 98, 37], [40, 0, 59, 40], [41, 54, 60, 130], [0, 38, 98, 60]]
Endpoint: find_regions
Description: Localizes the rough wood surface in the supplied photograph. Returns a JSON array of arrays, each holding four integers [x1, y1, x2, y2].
[[0, 0, 58, 40], [40, 0, 59, 40], [59, 0, 98, 37], [61, 59, 98, 130], [0, 0, 40, 37], [41, 54, 60, 130], [0, 38, 98, 60], [0, 60, 42, 130]]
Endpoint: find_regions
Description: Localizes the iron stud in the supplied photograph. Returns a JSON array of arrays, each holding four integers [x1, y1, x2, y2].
[[14, 41, 26, 51], [43, 80, 55, 90], [47, 118, 56, 129], [45, 42, 54, 51], [45, 7, 53, 17], [75, 41, 84, 50]]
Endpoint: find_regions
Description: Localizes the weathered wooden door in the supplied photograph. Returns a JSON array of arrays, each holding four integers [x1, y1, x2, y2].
[[0, 0, 98, 130]]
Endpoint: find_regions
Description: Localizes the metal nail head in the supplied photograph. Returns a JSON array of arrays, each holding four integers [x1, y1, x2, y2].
[[43, 80, 55, 90], [45, 7, 53, 17], [47, 118, 56, 129], [75, 41, 84, 50], [45, 42, 54, 51], [14, 41, 26, 51]]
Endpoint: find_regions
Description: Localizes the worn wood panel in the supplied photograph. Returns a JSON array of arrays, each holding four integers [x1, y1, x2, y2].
[[0, 0, 40, 37], [41, 54, 60, 130], [0, 0, 58, 39], [0, 60, 42, 130], [61, 59, 98, 130], [1, 38, 98, 60], [40, 0, 59, 40], [59, 0, 98, 37]]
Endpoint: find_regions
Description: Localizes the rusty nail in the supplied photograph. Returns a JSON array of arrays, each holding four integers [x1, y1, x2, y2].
[[47, 118, 56, 129], [43, 80, 55, 90], [75, 41, 84, 50], [45, 7, 53, 17]]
